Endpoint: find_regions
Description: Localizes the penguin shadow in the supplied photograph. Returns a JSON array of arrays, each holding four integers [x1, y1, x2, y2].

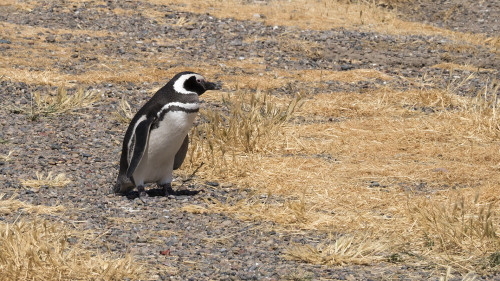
[[124, 187, 201, 200]]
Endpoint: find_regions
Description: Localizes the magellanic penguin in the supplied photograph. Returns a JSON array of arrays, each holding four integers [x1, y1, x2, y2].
[[114, 71, 220, 197]]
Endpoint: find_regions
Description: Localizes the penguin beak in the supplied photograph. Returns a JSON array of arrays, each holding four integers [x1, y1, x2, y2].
[[203, 81, 222, 91]]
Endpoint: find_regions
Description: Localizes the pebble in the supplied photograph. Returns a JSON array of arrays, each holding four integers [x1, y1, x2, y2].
[[205, 181, 219, 187], [340, 64, 353, 71]]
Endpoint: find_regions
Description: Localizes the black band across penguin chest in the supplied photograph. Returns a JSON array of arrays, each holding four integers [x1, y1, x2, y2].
[[151, 104, 199, 130]]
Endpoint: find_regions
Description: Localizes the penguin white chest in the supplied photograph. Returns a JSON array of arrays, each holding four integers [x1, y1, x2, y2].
[[133, 109, 197, 184], [148, 110, 197, 156]]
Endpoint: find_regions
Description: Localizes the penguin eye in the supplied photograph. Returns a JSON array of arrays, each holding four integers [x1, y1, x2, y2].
[[197, 79, 201, 83]]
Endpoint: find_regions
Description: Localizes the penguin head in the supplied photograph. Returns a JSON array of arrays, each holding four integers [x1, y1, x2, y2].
[[173, 72, 220, 95]]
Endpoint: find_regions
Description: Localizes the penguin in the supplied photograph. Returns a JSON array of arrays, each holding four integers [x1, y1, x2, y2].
[[113, 71, 220, 197]]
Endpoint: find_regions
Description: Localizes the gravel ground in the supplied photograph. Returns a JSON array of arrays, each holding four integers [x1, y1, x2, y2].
[[392, 0, 500, 36], [1, 0, 499, 280]]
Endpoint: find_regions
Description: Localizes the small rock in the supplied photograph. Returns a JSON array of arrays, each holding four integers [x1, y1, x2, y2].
[[205, 181, 219, 187], [432, 167, 449, 173], [341, 64, 353, 71], [230, 39, 242, 46], [45, 36, 56, 43], [50, 144, 61, 150], [159, 249, 170, 256]]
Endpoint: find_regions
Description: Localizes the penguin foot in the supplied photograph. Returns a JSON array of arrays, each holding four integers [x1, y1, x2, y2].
[[159, 183, 174, 196], [136, 185, 150, 203]]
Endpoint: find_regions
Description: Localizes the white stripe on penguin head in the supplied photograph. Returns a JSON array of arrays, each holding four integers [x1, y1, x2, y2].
[[173, 73, 205, 94]]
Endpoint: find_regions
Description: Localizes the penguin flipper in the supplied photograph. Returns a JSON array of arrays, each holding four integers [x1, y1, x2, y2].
[[126, 117, 154, 178], [173, 135, 189, 170]]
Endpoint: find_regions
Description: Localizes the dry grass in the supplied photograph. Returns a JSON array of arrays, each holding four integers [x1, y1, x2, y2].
[[0, 21, 171, 86], [0, 219, 142, 281], [190, 196, 316, 226], [284, 234, 387, 265], [0, 21, 110, 41], [432, 63, 498, 74], [30, 87, 101, 116], [0, 63, 215, 86], [438, 267, 479, 281], [0, 20, 225, 87], [185, 89, 302, 175], [20, 172, 72, 189], [153, 0, 499, 50], [0, 194, 65, 215], [1, 0, 497, 88], [177, 74, 500, 271], [0, 151, 13, 162], [219, 68, 394, 91], [409, 191, 498, 266], [113, 97, 135, 123], [0, 68, 74, 87], [0, 196, 142, 280], [291, 69, 393, 84], [0, 0, 36, 10], [181, 204, 209, 214], [7, 86, 101, 119]]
